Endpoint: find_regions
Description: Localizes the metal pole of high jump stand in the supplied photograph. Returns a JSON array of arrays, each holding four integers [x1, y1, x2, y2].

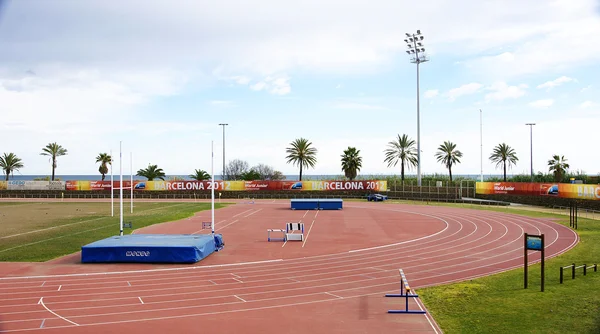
[[211, 140, 215, 237], [119, 141, 123, 236], [130, 152, 133, 213], [110, 149, 114, 217]]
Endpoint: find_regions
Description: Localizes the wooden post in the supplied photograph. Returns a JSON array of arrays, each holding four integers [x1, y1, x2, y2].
[[524, 233, 528, 289]]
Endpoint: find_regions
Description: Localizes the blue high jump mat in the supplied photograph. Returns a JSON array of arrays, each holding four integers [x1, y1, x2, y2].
[[290, 198, 343, 210], [81, 234, 225, 264]]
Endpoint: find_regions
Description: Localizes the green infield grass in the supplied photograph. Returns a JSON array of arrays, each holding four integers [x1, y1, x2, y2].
[[0, 201, 228, 262]]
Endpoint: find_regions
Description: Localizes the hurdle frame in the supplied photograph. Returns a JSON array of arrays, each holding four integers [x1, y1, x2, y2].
[[385, 269, 426, 314], [267, 229, 286, 242], [202, 222, 212, 230], [560, 263, 598, 284]]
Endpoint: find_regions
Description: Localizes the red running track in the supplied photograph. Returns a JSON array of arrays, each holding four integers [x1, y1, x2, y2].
[[0, 200, 578, 333]]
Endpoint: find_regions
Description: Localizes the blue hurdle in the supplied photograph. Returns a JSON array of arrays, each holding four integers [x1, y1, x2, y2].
[[385, 269, 426, 314], [202, 222, 212, 230]]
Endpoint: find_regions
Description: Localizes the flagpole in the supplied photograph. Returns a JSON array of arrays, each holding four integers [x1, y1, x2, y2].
[[130, 152, 133, 214], [211, 140, 215, 237], [110, 149, 114, 217], [119, 141, 123, 236]]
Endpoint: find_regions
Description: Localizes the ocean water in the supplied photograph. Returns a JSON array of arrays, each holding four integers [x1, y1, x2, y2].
[[5, 174, 499, 181]]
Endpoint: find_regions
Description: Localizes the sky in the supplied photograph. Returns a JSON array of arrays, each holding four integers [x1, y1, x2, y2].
[[0, 0, 599, 178]]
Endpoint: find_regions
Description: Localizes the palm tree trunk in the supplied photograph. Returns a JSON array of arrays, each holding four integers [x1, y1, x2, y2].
[[4, 173, 8, 181], [401, 162, 405, 185], [299, 164, 303, 181], [101, 174, 106, 181], [448, 165, 453, 182], [503, 161, 507, 182], [51, 158, 56, 181]]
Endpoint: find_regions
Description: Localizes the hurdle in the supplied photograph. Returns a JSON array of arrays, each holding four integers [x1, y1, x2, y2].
[[560, 263, 597, 284], [267, 228, 286, 242], [243, 197, 255, 204], [202, 222, 212, 230], [285, 222, 304, 241], [385, 269, 426, 314]]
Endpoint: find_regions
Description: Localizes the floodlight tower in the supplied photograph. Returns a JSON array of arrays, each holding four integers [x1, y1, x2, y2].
[[404, 30, 429, 187]]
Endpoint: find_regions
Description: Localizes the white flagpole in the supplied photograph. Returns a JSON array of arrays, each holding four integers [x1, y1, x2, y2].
[[110, 149, 114, 217], [130, 152, 133, 213], [211, 140, 215, 236], [119, 141, 123, 236]]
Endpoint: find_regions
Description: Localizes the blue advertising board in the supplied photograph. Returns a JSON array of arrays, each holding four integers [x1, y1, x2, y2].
[[526, 236, 543, 251]]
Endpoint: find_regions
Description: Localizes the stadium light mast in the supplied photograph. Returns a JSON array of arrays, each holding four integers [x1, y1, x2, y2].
[[405, 30, 429, 187], [526, 123, 536, 182], [219, 123, 228, 180]]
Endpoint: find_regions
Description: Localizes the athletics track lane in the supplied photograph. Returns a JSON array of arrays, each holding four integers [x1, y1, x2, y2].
[[0, 201, 578, 333]]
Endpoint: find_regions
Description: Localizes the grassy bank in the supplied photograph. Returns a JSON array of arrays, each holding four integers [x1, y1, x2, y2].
[[417, 205, 600, 334], [0, 202, 227, 262]]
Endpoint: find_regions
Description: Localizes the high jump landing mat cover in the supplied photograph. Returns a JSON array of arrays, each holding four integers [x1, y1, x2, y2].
[[81, 234, 224, 263]]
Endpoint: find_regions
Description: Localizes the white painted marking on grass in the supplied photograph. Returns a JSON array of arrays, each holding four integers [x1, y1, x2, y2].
[[232, 277, 243, 283], [40, 281, 45, 287], [208, 280, 217, 285], [138, 297, 144, 304], [38, 297, 79, 326], [57, 285, 62, 291], [302, 220, 316, 248], [324, 292, 343, 299], [233, 295, 246, 302], [39, 319, 45, 328]]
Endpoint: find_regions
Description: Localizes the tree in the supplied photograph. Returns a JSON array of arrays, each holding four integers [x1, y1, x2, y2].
[[95, 153, 112, 181], [489, 143, 518, 182], [0, 153, 24, 181], [253, 163, 275, 180], [40, 142, 68, 181], [270, 170, 286, 180], [136, 164, 166, 181], [548, 155, 569, 182], [189, 169, 211, 181], [435, 141, 463, 182], [241, 169, 261, 181], [340, 147, 362, 181], [224, 159, 249, 180], [383, 134, 418, 184], [285, 138, 317, 181]]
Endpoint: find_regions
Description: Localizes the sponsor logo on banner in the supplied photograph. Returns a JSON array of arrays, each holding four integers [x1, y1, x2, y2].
[[0, 181, 6, 190], [125, 250, 150, 257], [7, 180, 65, 191], [476, 182, 600, 201]]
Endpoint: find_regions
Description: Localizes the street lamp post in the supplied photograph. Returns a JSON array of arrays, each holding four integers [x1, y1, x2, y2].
[[218, 123, 228, 180], [405, 30, 429, 187], [526, 123, 536, 182]]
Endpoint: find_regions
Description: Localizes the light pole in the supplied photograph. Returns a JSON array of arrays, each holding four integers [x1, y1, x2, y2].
[[480, 109, 483, 182], [526, 123, 536, 182], [405, 30, 429, 187], [218, 123, 228, 180]]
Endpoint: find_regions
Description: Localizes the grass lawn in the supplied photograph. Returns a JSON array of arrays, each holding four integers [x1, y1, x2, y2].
[[415, 204, 600, 334], [0, 201, 228, 262]]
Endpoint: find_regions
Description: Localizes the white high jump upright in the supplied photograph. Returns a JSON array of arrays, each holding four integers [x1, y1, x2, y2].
[[130, 152, 133, 214], [119, 141, 123, 236], [110, 149, 114, 217], [211, 140, 215, 237]]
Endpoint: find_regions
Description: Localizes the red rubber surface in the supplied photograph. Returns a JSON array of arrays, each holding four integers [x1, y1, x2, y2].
[[0, 200, 579, 333]]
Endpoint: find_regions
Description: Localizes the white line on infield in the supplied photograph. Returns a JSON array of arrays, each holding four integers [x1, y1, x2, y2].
[[139, 297, 144, 304], [38, 297, 79, 326], [233, 295, 246, 302], [302, 219, 316, 248], [324, 292, 343, 299]]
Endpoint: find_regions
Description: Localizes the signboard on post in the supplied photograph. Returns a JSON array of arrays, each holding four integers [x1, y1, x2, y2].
[[524, 233, 545, 292]]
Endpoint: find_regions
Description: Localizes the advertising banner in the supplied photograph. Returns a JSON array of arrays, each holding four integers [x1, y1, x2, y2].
[[476, 182, 600, 201], [7, 180, 65, 191], [0, 181, 6, 190], [62, 180, 388, 191]]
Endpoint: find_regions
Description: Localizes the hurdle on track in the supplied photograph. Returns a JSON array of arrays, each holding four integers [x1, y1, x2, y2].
[[267, 222, 304, 242], [560, 263, 597, 284], [385, 269, 426, 314], [202, 222, 212, 230], [243, 197, 255, 204]]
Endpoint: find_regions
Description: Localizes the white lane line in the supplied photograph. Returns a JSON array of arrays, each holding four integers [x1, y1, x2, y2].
[[233, 295, 247, 302], [127, 281, 131, 287], [233, 209, 254, 217], [324, 292, 343, 299], [230, 273, 241, 279], [38, 297, 79, 326], [138, 297, 144, 304], [302, 220, 316, 248], [39, 319, 46, 328], [281, 239, 288, 248], [302, 210, 308, 218], [208, 280, 217, 285], [57, 285, 62, 291], [232, 277, 243, 283], [40, 281, 45, 287]]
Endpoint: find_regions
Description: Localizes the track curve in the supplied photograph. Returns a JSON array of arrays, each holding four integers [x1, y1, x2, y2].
[[0, 201, 578, 333]]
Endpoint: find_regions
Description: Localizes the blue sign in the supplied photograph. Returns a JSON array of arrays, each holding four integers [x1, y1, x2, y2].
[[527, 236, 542, 250]]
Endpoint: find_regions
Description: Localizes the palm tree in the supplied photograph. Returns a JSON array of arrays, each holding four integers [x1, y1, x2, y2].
[[285, 138, 317, 181], [489, 143, 518, 181], [383, 134, 418, 184], [40, 142, 68, 181], [0, 153, 24, 181], [189, 169, 211, 181], [548, 155, 569, 182], [95, 153, 112, 181], [435, 141, 463, 182], [136, 164, 166, 181], [340, 147, 362, 181]]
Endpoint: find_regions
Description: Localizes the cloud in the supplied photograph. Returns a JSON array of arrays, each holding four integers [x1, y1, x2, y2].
[[209, 100, 234, 106], [424, 89, 439, 99], [528, 99, 554, 108], [445, 83, 483, 101], [536, 76, 576, 90], [333, 102, 388, 110], [580, 101, 598, 109], [484, 82, 527, 102], [250, 75, 291, 95]]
